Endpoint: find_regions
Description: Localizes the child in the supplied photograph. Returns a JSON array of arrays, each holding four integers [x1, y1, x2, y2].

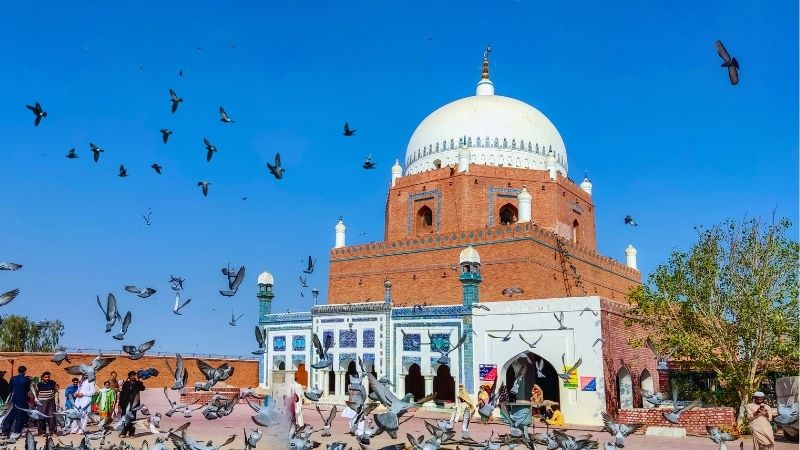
[[96, 381, 116, 423]]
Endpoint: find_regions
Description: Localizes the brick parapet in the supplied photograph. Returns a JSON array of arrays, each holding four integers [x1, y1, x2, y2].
[[617, 407, 737, 436]]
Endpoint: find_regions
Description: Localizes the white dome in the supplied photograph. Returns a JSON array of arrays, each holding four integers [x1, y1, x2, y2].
[[459, 245, 481, 264], [257, 271, 274, 286], [405, 92, 568, 175]]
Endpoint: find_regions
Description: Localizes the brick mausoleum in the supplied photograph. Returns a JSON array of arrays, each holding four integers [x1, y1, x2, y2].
[[255, 52, 663, 426]]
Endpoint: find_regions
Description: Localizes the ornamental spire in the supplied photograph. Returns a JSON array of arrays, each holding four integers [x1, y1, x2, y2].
[[482, 45, 492, 79]]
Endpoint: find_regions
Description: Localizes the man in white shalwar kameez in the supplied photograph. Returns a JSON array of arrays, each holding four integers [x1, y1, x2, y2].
[[290, 380, 305, 427], [70, 374, 96, 434]]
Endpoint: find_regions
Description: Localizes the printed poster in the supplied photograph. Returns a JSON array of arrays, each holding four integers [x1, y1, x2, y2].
[[479, 364, 497, 382], [580, 376, 597, 392], [562, 366, 579, 389]]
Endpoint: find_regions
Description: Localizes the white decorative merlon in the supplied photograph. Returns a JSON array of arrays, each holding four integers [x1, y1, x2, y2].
[[335, 217, 346, 248], [580, 173, 593, 196], [625, 244, 638, 270], [391, 159, 403, 187], [517, 186, 532, 223], [546, 150, 557, 180], [458, 146, 470, 173]]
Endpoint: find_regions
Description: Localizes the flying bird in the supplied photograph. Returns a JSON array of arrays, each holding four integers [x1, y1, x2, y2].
[[197, 181, 211, 197], [646, 337, 679, 370], [228, 311, 244, 326], [593, 338, 605, 348], [66, 148, 79, 159], [0, 289, 20, 307], [125, 286, 156, 298], [90, 143, 104, 162], [640, 389, 668, 407], [252, 325, 267, 354], [169, 89, 183, 113], [343, 122, 356, 136], [122, 339, 156, 360], [173, 292, 191, 315], [535, 358, 545, 378], [160, 129, 172, 144], [559, 353, 582, 380], [137, 368, 160, 380], [64, 355, 116, 383], [624, 215, 638, 226], [0, 262, 22, 271], [164, 354, 189, 390], [299, 276, 308, 288], [472, 303, 490, 311], [143, 211, 152, 226], [706, 425, 737, 450], [501, 287, 524, 297], [362, 154, 376, 169], [715, 40, 739, 86], [170, 275, 185, 290], [488, 324, 514, 341], [220, 265, 245, 296], [151, 163, 163, 174], [303, 256, 315, 274], [662, 390, 700, 424], [194, 359, 234, 391], [311, 333, 334, 369], [203, 138, 218, 162], [266, 152, 285, 179], [26, 102, 47, 126], [96, 293, 120, 332], [601, 411, 642, 448], [51, 350, 71, 366], [554, 311, 567, 329], [316, 405, 337, 437], [113, 311, 132, 340], [219, 107, 234, 123], [118, 165, 128, 177], [519, 334, 542, 349]]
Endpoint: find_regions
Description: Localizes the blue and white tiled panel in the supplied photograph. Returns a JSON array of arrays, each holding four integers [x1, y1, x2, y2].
[[363, 329, 375, 348], [339, 329, 357, 348], [403, 333, 421, 351], [323, 331, 334, 346], [430, 333, 450, 352], [292, 335, 306, 351], [363, 353, 375, 363], [273, 335, 286, 352]]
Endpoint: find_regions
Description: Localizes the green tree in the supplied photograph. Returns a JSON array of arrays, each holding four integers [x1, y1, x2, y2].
[[0, 315, 65, 352], [626, 217, 799, 426]]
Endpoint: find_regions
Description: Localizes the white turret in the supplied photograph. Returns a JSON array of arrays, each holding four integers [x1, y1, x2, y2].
[[391, 160, 402, 187], [334, 217, 346, 248], [580, 172, 593, 196], [546, 149, 557, 180], [458, 146, 471, 173], [517, 186, 532, 223], [625, 244, 638, 270]]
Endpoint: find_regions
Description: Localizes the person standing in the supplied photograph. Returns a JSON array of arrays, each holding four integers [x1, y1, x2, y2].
[[290, 380, 305, 427], [70, 374, 95, 434], [96, 381, 116, 424], [118, 371, 145, 437], [64, 378, 79, 410], [0, 371, 9, 404], [107, 371, 120, 418], [2, 366, 32, 439], [747, 391, 775, 450], [35, 372, 58, 436]]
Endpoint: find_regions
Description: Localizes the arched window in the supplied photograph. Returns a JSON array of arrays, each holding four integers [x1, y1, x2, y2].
[[278, 361, 286, 371], [417, 206, 433, 232], [499, 204, 518, 225], [640, 369, 654, 407], [405, 364, 425, 402], [345, 361, 358, 391], [572, 220, 580, 244], [616, 367, 633, 409]]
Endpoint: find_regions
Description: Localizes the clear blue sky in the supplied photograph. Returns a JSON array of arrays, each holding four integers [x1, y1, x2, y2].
[[0, 1, 796, 356]]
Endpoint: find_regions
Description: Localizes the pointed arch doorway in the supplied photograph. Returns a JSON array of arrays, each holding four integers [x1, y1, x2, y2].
[[501, 352, 560, 404]]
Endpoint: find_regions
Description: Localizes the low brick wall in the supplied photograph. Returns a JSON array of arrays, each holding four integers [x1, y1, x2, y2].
[[180, 386, 249, 404], [617, 407, 737, 436], [0, 352, 259, 390]]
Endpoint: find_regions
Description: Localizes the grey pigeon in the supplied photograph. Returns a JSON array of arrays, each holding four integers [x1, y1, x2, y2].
[[17, 406, 52, 421], [163, 388, 201, 417], [51, 351, 71, 366], [118, 165, 128, 177], [266, 153, 285, 179], [362, 154, 376, 170], [169, 275, 185, 290], [579, 306, 598, 317], [160, 129, 172, 144], [623, 215, 637, 226], [559, 353, 582, 380], [472, 303, 490, 311], [551, 430, 597, 450], [197, 181, 211, 197], [169, 89, 183, 113], [662, 390, 700, 424], [219, 107, 233, 123], [303, 256, 315, 274], [151, 163, 163, 175], [367, 371, 435, 438], [535, 358, 545, 378], [0, 263, 22, 271], [113, 310, 132, 340], [243, 428, 261, 450], [247, 400, 281, 427], [509, 364, 527, 396], [343, 122, 356, 136], [194, 360, 234, 391], [64, 354, 116, 383], [26, 102, 47, 126], [220, 266, 245, 297], [125, 286, 156, 298], [316, 405, 337, 436], [0, 289, 20, 307], [311, 333, 334, 369], [304, 386, 323, 402], [640, 389, 667, 407], [646, 338, 678, 371], [519, 333, 542, 348], [429, 330, 468, 366], [252, 326, 267, 355], [123, 340, 156, 360], [715, 40, 739, 86], [203, 138, 217, 162], [601, 411, 642, 448], [488, 324, 514, 341], [501, 287, 524, 297], [228, 312, 244, 326], [164, 354, 189, 390], [706, 425, 737, 450], [89, 143, 104, 162], [500, 407, 530, 437], [554, 311, 567, 329], [173, 292, 191, 315], [477, 379, 499, 423]]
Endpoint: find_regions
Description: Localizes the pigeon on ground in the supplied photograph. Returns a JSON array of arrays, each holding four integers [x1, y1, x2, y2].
[[113, 311, 132, 340], [252, 326, 267, 355], [488, 324, 514, 341], [228, 312, 244, 326], [343, 122, 356, 136], [64, 355, 116, 383], [559, 353, 582, 380], [715, 40, 739, 86], [96, 293, 120, 332], [624, 215, 638, 227], [148, 413, 162, 434], [123, 340, 156, 360], [197, 181, 211, 197], [706, 425, 737, 450], [501, 287, 524, 297], [554, 311, 567, 329], [535, 358, 545, 378], [173, 292, 191, 315], [0, 289, 20, 307], [311, 333, 334, 369], [66, 148, 79, 159], [662, 390, 700, 424], [601, 411, 642, 448], [51, 351, 71, 365], [0, 262, 22, 271], [118, 165, 128, 177], [151, 164, 163, 175], [160, 129, 172, 144], [266, 153, 285, 179], [194, 360, 234, 391], [125, 286, 156, 298], [243, 429, 261, 450], [551, 430, 598, 450], [169, 89, 183, 113], [219, 107, 233, 123], [89, 143, 104, 162], [362, 154, 376, 169], [316, 405, 337, 436], [203, 138, 217, 162], [26, 102, 48, 126], [519, 334, 542, 349], [164, 354, 189, 390]]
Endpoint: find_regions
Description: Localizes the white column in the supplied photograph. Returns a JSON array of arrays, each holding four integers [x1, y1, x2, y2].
[[546, 151, 557, 180], [335, 219, 346, 248], [517, 186, 532, 223], [458, 147, 470, 173], [322, 371, 330, 395], [336, 371, 346, 397], [396, 373, 406, 397], [424, 376, 435, 403], [625, 244, 638, 270]]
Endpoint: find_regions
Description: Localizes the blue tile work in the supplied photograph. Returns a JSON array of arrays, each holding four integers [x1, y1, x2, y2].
[[339, 352, 357, 368], [430, 333, 450, 352], [321, 318, 345, 323], [392, 305, 469, 318], [339, 329, 357, 348], [403, 333, 421, 351], [487, 186, 522, 227], [402, 356, 422, 371], [323, 331, 333, 347], [273, 336, 286, 352], [363, 329, 375, 348], [406, 189, 442, 235], [263, 312, 312, 324], [363, 353, 375, 363], [352, 317, 378, 322], [463, 318, 474, 393], [292, 335, 306, 351]]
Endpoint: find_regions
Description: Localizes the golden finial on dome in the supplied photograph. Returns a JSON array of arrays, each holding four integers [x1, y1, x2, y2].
[[482, 45, 492, 79]]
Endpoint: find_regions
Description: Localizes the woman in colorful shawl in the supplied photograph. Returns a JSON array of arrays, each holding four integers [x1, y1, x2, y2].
[[96, 381, 117, 422]]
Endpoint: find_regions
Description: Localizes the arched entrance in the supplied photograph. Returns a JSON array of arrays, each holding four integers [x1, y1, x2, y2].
[[327, 369, 336, 395], [433, 365, 455, 402], [405, 364, 425, 402], [345, 361, 358, 390], [616, 367, 633, 409], [640, 369, 654, 407], [500, 352, 560, 405], [499, 204, 518, 225], [296, 363, 308, 388]]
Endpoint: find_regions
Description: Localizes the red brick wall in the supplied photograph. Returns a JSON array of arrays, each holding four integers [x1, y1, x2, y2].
[[0, 352, 259, 389], [600, 299, 661, 414], [617, 407, 737, 436], [386, 165, 596, 249], [328, 222, 639, 306]]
